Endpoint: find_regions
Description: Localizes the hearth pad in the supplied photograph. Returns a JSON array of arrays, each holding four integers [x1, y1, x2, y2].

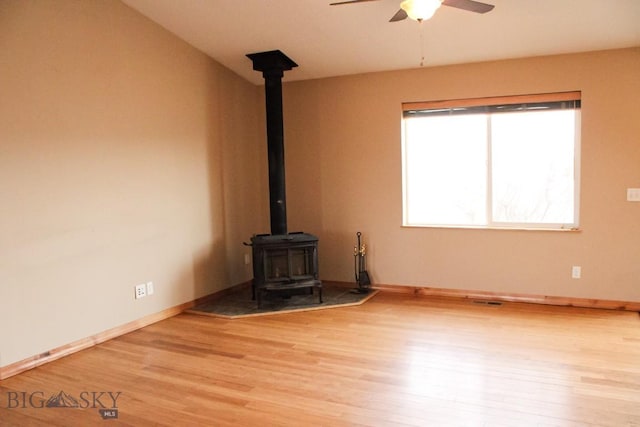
[[186, 283, 378, 319]]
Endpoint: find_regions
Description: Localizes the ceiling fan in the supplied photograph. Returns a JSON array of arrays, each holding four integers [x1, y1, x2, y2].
[[330, 0, 495, 22]]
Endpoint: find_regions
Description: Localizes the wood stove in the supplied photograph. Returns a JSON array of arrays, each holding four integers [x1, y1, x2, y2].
[[245, 50, 322, 307], [250, 233, 321, 307]]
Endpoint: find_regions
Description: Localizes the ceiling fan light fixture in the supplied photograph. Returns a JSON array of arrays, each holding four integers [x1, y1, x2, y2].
[[400, 0, 442, 21]]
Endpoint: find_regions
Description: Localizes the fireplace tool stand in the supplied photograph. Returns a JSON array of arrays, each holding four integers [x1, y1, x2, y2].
[[352, 232, 371, 294]]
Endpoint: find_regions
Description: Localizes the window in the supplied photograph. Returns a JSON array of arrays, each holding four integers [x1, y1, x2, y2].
[[402, 92, 581, 230]]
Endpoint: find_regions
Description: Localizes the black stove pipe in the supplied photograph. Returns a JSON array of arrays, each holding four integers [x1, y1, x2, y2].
[[246, 50, 298, 236]]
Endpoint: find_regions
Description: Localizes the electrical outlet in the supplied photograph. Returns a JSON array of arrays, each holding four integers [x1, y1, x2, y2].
[[135, 284, 146, 299], [244, 254, 251, 265], [571, 266, 581, 279], [146, 281, 154, 295]]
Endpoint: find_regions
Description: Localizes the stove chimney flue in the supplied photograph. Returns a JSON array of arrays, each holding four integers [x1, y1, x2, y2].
[[246, 50, 298, 236]]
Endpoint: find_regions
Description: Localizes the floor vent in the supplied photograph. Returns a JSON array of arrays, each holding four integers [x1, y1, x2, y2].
[[473, 300, 503, 306]]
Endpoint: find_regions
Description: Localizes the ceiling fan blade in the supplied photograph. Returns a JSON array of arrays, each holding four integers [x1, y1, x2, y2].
[[442, 0, 495, 13], [389, 8, 408, 22], [329, 0, 380, 5]]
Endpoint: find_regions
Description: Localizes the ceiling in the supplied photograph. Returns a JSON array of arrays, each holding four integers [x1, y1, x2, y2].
[[122, 0, 640, 85]]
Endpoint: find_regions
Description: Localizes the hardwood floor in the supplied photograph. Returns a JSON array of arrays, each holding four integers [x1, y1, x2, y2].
[[2, 291, 640, 426]]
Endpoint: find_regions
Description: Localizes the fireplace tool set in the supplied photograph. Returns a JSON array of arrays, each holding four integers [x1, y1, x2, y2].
[[353, 232, 371, 293]]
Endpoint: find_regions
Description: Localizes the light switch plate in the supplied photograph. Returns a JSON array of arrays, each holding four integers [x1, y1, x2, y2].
[[627, 188, 640, 202]]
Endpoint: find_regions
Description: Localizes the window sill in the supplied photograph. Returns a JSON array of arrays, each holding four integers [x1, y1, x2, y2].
[[402, 224, 581, 232]]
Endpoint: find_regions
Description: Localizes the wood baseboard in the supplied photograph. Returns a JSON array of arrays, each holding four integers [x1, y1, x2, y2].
[[3, 280, 636, 380], [372, 283, 640, 312], [0, 281, 251, 381]]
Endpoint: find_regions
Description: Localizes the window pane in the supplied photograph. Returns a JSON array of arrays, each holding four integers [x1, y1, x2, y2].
[[491, 110, 576, 224], [402, 94, 580, 230], [404, 115, 487, 226]]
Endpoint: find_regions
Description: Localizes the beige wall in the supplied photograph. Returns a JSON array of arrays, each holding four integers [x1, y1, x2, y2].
[[0, 0, 265, 367], [283, 48, 640, 302]]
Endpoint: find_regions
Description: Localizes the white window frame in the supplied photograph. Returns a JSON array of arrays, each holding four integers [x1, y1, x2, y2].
[[401, 91, 581, 231]]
